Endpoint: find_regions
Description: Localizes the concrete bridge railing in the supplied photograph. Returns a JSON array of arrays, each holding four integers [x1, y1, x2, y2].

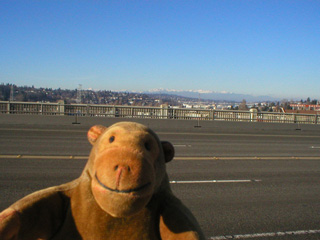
[[0, 101, 319, 125]]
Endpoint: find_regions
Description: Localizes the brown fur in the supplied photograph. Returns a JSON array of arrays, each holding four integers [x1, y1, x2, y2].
[[0, 122, 205, 240]]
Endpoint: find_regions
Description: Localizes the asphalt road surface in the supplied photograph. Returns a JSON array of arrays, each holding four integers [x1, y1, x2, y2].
[[1, 115, 320, 239]]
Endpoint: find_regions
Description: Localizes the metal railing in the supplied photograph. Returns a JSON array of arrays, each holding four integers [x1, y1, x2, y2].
[[0, 101, 319, 124]]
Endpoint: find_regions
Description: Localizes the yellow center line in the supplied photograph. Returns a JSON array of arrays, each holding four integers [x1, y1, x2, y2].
[[0, 128, 85, 133]]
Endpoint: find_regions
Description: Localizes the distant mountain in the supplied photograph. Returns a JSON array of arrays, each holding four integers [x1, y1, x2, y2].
[[144, 89, 277, 102]]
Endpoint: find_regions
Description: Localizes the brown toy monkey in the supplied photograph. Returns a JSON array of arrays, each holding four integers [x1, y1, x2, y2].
[[0, 122, 205, 240]]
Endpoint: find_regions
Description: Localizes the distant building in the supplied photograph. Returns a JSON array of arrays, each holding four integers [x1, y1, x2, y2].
[[290, 104, 320, 111], [287, 104, 320, 114]]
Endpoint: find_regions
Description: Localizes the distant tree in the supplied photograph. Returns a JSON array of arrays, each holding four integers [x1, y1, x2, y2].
[[23, 92, 28, 102], [239, 99, 248, 110], [306, 97, 311, 103], [311, 99, 317, 105], [281, 99, 291, 109], [0, 84, 11, 100]]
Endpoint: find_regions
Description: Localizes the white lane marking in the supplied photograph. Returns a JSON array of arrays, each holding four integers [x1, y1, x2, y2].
[[310, 146, 320, 149], [170, 179, 261, 184], [210, 229, 320, 239], [173, 144, 192, 147]]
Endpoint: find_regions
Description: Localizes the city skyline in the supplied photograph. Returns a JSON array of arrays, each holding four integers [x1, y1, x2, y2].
[[1, 1, 320, 99]]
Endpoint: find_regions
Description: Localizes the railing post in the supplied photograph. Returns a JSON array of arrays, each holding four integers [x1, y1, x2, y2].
[[210, 109, 215, 121], [86, 104, 90, 116], [57, 100, 65, 116], [7, 101, 10, 114], [113, 106, 116, 117], [160, 104, 168, 119], [250, 109, 258, 122]]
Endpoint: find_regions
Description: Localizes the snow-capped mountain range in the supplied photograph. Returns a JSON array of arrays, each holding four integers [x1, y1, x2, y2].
[[143, 89, 277, 102]]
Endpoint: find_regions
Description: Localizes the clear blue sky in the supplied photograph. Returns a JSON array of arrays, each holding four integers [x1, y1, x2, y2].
[[1, 0, 319, 100]]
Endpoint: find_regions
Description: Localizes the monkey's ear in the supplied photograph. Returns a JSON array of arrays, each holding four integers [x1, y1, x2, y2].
[[87, 125, 107, 145], [0, 208, 20, 239], [161, 141, 175, 163]]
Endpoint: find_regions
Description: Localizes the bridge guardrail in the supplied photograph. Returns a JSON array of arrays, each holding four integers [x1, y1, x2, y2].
[[0, 101, 319, 124]]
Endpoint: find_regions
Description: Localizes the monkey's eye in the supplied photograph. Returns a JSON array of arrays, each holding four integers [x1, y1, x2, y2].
[[145, 142, 152, 151], [109, 136, 115, 143]]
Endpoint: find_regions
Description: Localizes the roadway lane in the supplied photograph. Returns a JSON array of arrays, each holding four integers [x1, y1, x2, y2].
[[168, 159, 320, 239], [1, 157, 320, 239], [1, 118, 320, 239], [160, 132, 320, 157], [1, 126, 320, 157]]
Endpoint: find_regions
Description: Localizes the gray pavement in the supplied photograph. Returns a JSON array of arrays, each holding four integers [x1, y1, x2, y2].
[[1, 115, 320, 239], [1, 115, 320, 157]]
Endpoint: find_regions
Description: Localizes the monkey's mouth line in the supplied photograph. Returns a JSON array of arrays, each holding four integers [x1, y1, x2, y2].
[[95, 173, 151, 194]]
